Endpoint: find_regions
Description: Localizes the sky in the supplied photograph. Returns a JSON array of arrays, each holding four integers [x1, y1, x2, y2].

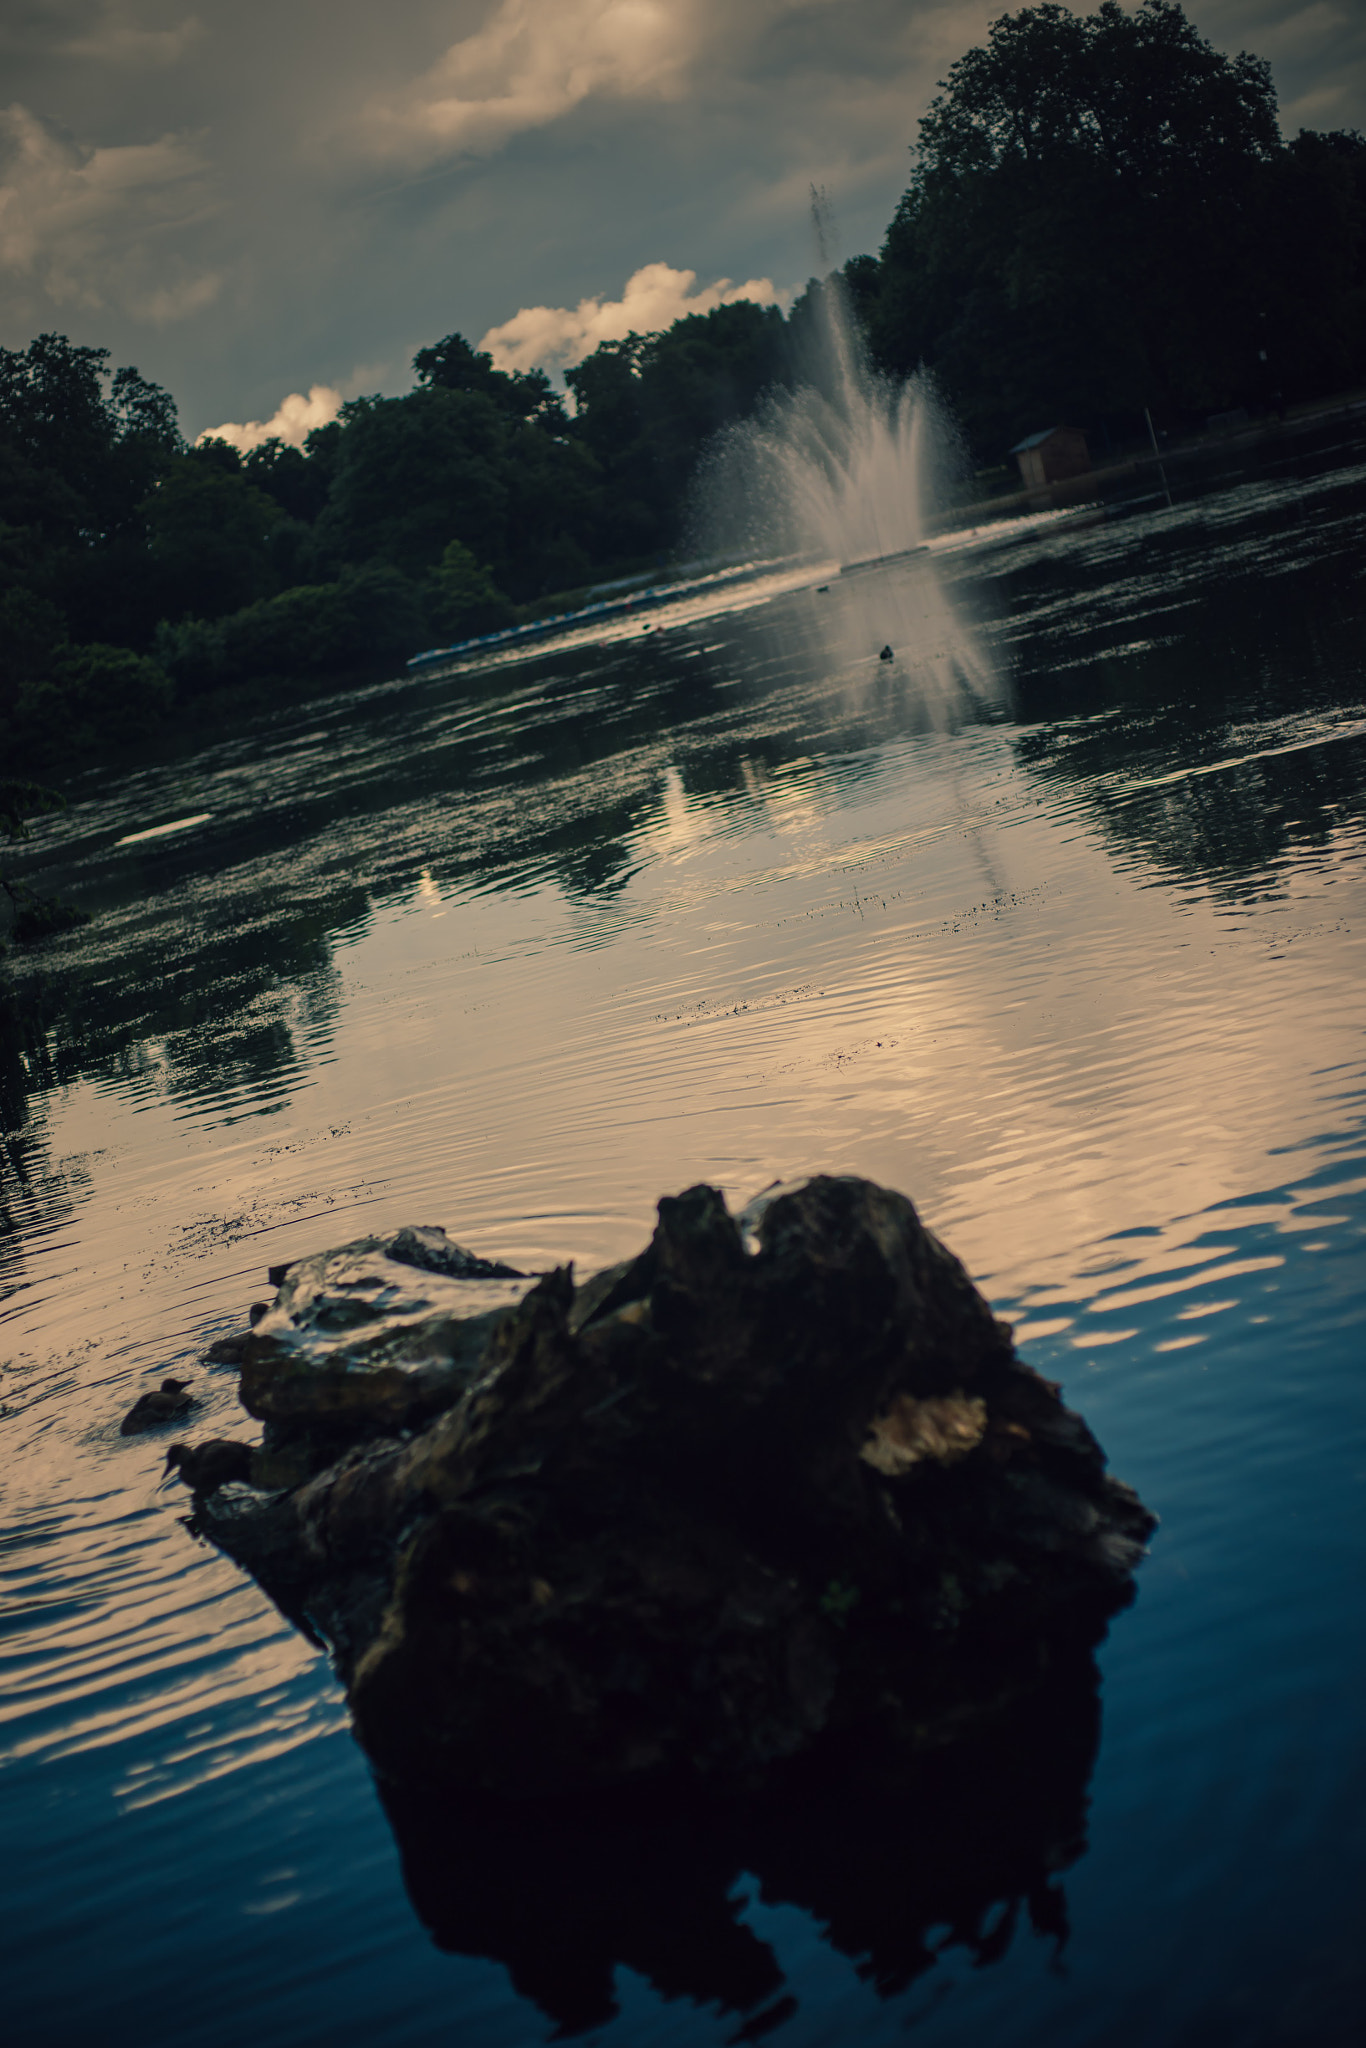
[[2, 0, 1364, 442]]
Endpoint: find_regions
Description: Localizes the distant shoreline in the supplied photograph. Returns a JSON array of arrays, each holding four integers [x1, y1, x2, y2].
[[938, 389, 1366, 529]]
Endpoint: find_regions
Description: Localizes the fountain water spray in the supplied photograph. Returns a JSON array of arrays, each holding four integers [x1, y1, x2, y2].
[[689, 229, 1003, 729], [686, 198, 1005, 730], [694, 228, 960, 572]]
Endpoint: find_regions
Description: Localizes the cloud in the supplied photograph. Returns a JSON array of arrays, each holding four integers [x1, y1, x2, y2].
[[137, 271, 224, 321], [198, 383, 343, 452], [479, 261, 788, 374], [0, 100, 219, 318], [1196, 1, 1366, 131], [61, 8, 205, 66], [357, 0, 711, 162]]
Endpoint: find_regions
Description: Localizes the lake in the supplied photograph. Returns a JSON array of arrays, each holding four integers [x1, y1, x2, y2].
[[4, 420, 1366, 2047]]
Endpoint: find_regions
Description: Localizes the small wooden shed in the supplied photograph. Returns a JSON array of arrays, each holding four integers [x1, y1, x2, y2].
[[1009, 426, 1091, 490]]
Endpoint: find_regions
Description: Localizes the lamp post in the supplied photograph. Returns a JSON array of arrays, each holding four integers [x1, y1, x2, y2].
[[1144, 406, 1173, 508]]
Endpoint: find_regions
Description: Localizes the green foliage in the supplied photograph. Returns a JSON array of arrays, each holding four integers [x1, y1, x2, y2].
[[0, 586, 67, 692], [566, 300, 792, 557], [425, 541, 515, 641], [6, 644, 174, 768], [1260, 129, 1366, 397], [312, 384, 598, 602], [0, 332, 179, 535], [156, 563, 428, 694], [819, 1578, 861, 1626], [911, 0, 1276, 185], [640, 301, 792, 482], [0, 778, 66, 846], [0, 333, 187, 756], [111, 365, 181, 447], [414, 333, 570, 430], [414, 331, 515, 400], [12, 896, 90, 944], [840, 255, 882, 338], [143, 445, 288, 620], [0, 334, 129, 504], [244, 437, 332, 522], [315, 387, 512, 581]]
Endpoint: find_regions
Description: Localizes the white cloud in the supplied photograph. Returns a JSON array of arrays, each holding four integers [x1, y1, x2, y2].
[[0, 100, 219, 318], [478, 261, 788, 374], [198, 383, 343, 453], [358, 0, 710, 162], [346, 1, 1002, 171]]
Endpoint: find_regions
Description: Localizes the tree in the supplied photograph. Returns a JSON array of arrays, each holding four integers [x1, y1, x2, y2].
[[244, 438, 331, 523], [414, 332, 570, 430], [111, 365, 181, 449], [639, 301, 791, 483], [142, 444, 287, 621], [867, 0, 1290, 448], [0, 333, 179, 534], [1257, 130, 1366, 402], [156, 565, 429, 694], [0, 334, 125, 514], [313, 387, 513, 584], [311, 384, 598, 601], [426, 540, 515, 641], [0, 333, 186, 662], [566, 301, 791, 559]]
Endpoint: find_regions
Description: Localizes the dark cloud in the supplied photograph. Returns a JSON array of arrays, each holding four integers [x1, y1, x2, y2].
[[1, 1, 1360, 434]]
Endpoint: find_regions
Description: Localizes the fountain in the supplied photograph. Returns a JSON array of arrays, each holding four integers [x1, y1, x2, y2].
[[694, 227, 960, 575], [692, 240, 1003, 730]]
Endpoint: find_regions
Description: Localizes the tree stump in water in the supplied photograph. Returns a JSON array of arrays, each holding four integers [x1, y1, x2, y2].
[[184, 1176, 1155, 1794]]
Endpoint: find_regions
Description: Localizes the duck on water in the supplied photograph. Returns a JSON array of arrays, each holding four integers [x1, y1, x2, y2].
[[119, 1378, 195, 1434], [162, 1440, 254, 1492]]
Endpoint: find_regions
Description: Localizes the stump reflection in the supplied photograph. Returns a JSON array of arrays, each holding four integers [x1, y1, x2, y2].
[[382, 1648, 1101, 2036]]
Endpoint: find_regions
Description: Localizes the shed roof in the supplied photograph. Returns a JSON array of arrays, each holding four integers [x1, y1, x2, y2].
[[1008, 426, 1069, 454]]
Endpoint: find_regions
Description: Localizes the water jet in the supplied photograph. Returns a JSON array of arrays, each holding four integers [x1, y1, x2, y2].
[[696, 263, 958, 575]]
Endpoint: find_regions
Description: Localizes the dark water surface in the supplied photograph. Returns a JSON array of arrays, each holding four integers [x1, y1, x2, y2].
[[5, 426, 1366, 2046]]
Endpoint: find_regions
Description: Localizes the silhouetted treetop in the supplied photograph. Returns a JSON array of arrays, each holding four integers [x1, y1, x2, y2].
[[912, 0, 1277, 189], [413, 332, 569, 430], [413, 331, 506, 397], [0, 333, 181, 533]]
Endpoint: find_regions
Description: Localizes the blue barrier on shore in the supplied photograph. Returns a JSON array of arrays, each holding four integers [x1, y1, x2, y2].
[[405, 560, 790, 671]]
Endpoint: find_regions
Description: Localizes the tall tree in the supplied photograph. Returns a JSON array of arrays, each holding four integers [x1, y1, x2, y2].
[[868, 0, 1288, 447]]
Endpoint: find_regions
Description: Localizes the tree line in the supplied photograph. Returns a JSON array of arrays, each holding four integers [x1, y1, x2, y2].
[[0, 306, 810, 782], [2, 0, 1363, 792]]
